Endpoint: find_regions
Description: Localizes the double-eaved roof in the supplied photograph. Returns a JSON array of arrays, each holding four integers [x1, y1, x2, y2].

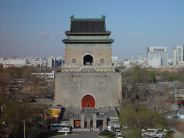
[[63, 16, 114, 44], [70, 18, 106, 33], [65, 16, 111, 35]]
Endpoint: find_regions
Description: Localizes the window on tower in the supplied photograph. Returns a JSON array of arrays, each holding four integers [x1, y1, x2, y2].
[[72, 58, 77, 64], [83, 54, 93, 65], [100, 58, 105, 64]]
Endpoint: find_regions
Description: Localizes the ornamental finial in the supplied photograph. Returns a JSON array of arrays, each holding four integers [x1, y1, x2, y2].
[[70, 15, 75, 20], [101, 15, 106, 20]]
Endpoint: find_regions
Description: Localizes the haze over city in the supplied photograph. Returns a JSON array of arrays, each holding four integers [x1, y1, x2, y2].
[[1, 0, 184, 58], [2, 1, 184, 137]]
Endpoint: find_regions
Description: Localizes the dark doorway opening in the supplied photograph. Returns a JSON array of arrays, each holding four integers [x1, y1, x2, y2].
[[90, 120, 93, 128], [84, 121, 87, 128], [83, 55, 93, 65], [74, 120, 81, 128], [96, 120, 103, 129]]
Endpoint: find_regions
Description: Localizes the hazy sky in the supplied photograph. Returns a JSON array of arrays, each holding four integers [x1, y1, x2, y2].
[[1, 0, 184, 58]]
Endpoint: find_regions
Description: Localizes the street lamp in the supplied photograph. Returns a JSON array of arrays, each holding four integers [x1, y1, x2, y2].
[[23, 120, 25, 138], [172, 81, 177, 118]]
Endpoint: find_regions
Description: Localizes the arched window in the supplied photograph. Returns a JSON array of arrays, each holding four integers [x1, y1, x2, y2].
[[100, 58, 105, 64], [83, 54, 93, 65], [72, 58, 77, 64]]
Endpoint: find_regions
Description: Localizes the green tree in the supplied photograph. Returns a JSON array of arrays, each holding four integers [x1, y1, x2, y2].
[[120, 104, 167, 138], [0, 102, 35, 138], [121, 67, 157, 83]]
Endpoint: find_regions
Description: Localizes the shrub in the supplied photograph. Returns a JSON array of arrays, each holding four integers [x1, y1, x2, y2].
[[99, 130, 115, 138]]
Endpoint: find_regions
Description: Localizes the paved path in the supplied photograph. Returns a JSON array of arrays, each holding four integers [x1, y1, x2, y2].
[[174, 120, 184, 135], [173, 131, 184, 138], [50, 132, 100, 138]]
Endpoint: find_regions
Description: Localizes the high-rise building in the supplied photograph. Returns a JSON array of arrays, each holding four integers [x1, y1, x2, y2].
[[47, 56, 55, 68], [55, 56, 63, 67], [173, 45, 184, 65], [147, 47, 168, 68], [138, 53, 144, 60], [47, 56, 63, 68]]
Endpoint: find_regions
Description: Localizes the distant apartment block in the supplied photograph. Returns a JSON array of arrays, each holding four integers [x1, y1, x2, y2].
[[138, 53, 148, 67], [0, 57, 28, 68], [147, 47, 168, 68], [173, 45, 184, 66], [112, 56, 124, 67], [122, 55, 148, 69], [0, 57, 63, 68], [31, 71, 55, 79], [27, 57, 47, 67]]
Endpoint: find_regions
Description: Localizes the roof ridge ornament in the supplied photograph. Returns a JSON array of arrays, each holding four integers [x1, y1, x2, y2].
[[70, 15, 75, 21], [101, 15, 106, 20]]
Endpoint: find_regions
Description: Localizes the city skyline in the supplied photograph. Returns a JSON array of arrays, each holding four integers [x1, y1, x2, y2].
[[1, 0, 184, 58]]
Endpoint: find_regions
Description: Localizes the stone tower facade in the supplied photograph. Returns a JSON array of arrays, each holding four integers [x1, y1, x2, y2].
[[54, 16, 122, 129]]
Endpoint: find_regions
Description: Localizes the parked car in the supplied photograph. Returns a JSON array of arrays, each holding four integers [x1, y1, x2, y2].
[[116, 132, 123, 138], [50, 123, 71, 133], [165, 112, 174, 119], [177, 110, 184, 119], [141, 128, 166, 138], [115, 129, 121, 134]]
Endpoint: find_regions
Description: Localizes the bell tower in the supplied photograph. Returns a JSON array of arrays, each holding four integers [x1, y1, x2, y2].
[[62, 16, 114, 72], [55, 16, 122, 130]]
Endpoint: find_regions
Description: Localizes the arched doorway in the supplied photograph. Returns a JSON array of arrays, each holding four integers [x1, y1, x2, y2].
[[81, 94, 95, 108], [83, 54, 93, 65]]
